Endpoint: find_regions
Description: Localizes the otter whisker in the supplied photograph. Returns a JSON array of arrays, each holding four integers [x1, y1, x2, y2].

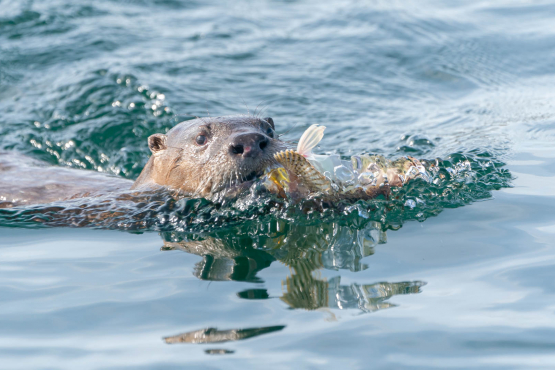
[[253, 101, 266, 119], [240, 98, 251, 116], [253, 100, 272, 119], [277, 121, 304, 140]]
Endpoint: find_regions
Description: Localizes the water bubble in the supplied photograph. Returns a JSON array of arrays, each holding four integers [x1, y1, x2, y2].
[[358, 172, 377, 186], [62, 141, 75, 150], [334, 165, 355, 184], [357, 206, 369, 219], [309, 155, 343, 176], [352, 156, 363, 171], [404, 199, 416, 209], [29, 139, 41, 149]]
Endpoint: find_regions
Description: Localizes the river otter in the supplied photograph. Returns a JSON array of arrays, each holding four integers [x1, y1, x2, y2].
[[0, 115, 283, 207], [0, 114, 428, 210]]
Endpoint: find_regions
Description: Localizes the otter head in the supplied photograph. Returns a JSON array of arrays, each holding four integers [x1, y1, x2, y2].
[[132, 115, 285, 197]]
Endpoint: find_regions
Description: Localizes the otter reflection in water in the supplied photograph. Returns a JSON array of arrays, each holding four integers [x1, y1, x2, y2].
[[164, 326, 286, 345], [162, 220, 425, 314], [162, 220, 424, 346]]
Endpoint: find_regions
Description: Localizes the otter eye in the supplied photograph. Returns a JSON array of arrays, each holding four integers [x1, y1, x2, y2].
[[196, 135, 207, 146], [266, 127, 274, 138]]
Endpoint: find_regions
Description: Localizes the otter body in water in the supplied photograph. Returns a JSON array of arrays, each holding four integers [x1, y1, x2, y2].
[[0, 152, 132, 208], [0, 116, 283, 207]]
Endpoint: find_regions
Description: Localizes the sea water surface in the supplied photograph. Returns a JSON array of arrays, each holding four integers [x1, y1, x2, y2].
[[1, 0, 555, 368]]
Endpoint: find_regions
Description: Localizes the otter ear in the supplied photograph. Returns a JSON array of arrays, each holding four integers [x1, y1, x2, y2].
[[264, 117, 275, 130], [148, 133, 167, 154]]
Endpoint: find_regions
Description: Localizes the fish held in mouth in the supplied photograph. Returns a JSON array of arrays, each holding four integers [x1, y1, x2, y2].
[[265, 124, 432, 200]]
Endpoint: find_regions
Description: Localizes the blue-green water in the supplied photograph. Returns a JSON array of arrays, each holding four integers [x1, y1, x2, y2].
[[1, 0, 555, 368]]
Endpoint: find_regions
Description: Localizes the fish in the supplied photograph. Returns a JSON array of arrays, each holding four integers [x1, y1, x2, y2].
[[273, 149, 333, 194], [269, 124, 334, 195], [269, 124, 431, 199]]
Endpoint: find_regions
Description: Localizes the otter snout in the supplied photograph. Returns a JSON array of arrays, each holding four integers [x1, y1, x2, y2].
[[229, 133, 269, 158]]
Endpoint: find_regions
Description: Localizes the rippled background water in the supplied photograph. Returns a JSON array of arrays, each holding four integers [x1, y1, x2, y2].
[[2, 0, 555, 368]]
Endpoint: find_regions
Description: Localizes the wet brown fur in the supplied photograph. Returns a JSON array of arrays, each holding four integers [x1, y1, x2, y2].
[[132, 115, 286, 198]]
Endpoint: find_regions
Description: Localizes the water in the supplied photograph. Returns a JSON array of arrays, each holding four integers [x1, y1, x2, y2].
[[1, 0, 555, 368]]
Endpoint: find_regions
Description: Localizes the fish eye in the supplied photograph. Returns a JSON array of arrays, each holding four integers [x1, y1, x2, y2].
[[196, 134, 208, 146], [266, 127, 274, 138]]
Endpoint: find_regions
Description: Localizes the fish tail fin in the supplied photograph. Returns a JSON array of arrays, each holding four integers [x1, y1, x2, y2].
[[297, 124, 326, 157]]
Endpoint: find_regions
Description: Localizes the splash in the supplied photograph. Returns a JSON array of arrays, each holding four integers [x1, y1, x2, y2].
[[0, 149, 511, 232]]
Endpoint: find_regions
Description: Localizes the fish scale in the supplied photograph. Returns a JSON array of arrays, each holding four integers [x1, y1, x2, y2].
[[274, 150, 333, 194]]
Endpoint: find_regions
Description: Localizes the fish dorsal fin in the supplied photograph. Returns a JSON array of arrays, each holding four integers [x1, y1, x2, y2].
[[297, 124, 326, 157]]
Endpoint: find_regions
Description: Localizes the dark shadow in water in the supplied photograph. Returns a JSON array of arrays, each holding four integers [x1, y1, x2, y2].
[[164, 326, 286, 344], [205, 349, 234, 355], [237, 289, 270, 300], [162, 236, 276, 283]]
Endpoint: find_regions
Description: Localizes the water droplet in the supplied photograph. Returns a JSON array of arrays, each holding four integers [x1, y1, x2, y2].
[[334, 165, 355, 183]]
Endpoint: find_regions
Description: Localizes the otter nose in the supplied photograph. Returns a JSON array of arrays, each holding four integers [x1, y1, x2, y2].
[[229, 133, 269, 157]]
